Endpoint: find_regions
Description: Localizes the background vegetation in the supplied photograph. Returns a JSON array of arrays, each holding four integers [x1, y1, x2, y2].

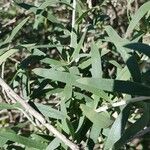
[[0, 0, 150, 149]]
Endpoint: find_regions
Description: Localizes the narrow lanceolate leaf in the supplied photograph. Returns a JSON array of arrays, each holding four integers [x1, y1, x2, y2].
[[80, 104, 112, 128], [77, 78, 150, 96], [0, 103, 20, 110], [0, 49, 18, 65], [0, 136, 7, 147], [41, 58, 67, 67], [5, 17, 29, 43], [15, 2, 59, 23], [77, 83, 111, 102], [33, 68, 111, 101], [71, 29, 87, 60], [38, 0, 59, 9], [104, 105, 131, 149], [105, 26, 141, 82], [46, 138, 61, 150], [0, 128, 47, 149], [109, 60, 122, 69], [76, 7, 95, 24], [105, 26, 129, 61], [126, 55, 141, 82], [91, 41, 102, 78], [114, 103, 150, 149], [125, 1, 150, 37], [33, 68, 80, 84], [90, 124, 101, 143], [105, 26, 126, 43], [61, 83, 72, 100], [116, 66, 130, 80], [35, 103, 67, 120], [124, 43, 150, 57]]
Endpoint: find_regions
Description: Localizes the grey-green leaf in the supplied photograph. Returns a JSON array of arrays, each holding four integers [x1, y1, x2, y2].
[[35, 103, 67, 120], [80, 104, 112, 128], [77, 78, 150, 96], [125, 1, 150, 37], [0, 128, 47, 149]]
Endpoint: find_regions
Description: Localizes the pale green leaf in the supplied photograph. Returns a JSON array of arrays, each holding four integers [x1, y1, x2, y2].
[[91, 41, 102, 78], [80, 104, 112, 128], [35, 103, 67, 120], [125, 1, 150, 37], [0, 128, 47, 149]]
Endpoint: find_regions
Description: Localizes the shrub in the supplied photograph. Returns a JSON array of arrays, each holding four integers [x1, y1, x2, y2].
[[0, 0, 150, 149]]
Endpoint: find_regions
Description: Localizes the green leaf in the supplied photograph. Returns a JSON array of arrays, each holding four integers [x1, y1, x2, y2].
[[35, 103, 67, 120], [31, 134, 49, 143], [15, 2, 59, 23], [38, 0, 73, 10], [105, 26, 129, 61], [80, 104, 112, 128], [32, 49, 46, 56], [91, 41, 102, 78], [116, 66, 130, 80], [33, 68, 79, 84], [74, 92, 93, 104], [0, 136, 7, 147], [124, 43, 150, 57], [38, 0, 59, 9], [105, 26, 141, 82], [114, 102, 150, 149], [125, 1, 150, 37], [61, 83, 72, 100], [104, 105, 132, 149], [77, 83, 111, 102], [41, 58, 67, 67], [90, 124, 101, 143], [0, 103, 20, 110], [76, 7, 95, 24], [59, 0, 73, 9], [126, 55, 141, 82], [46, 138, 60, 150], [0, 128, 47, 149], [109, 60, 122, 69], [41, 10, 60, 24], [78, 58, 91, 69], [26, 44, 63, 50], [105, 26, 125, 43], [5, 17, 29, 43], [71, 29, 87, 60], [59, 100, 70, 134], [77, 78, 150, 96], [33, 68, 111, 101]]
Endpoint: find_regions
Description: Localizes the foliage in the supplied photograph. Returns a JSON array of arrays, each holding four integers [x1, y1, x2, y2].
[[0, 0, 150, 149]]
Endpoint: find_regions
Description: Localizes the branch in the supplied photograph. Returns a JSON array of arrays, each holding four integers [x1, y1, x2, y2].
[[0, 77, 79, 150], [134, 126, 150, 138], [71, 0, 76, 30], [70, 0, 77, 47], [128, 126, 150, 143]]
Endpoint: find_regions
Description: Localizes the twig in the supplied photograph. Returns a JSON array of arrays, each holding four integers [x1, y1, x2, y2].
[[71, 0, 76, 31], [70, 0, 77, 48], [87, 0, 92, 9], [0, 2, 10, 11], [0, 116, 9, 121], [96, 96, 150, 112], [134, 0, 139, 13], [130, 126, 150, 140], [2, 17, 16, 28], [1, 62, 11, 103], [17, 107, 37, 127], [0, 77, 79, 150]]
